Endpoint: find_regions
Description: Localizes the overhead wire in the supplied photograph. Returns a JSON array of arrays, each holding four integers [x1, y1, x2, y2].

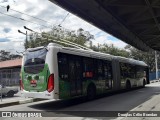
[[0, 4, 53, 25], [0, 5, 70, 29], [0, 4, 71, 44], [0, 11, 52, 28], [58, 13, 69, 26]]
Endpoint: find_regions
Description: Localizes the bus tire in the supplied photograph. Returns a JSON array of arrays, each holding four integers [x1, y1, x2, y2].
[[87, 84, 96, 100], [143, 79, 146, 88], [126, 81, 131, 90]]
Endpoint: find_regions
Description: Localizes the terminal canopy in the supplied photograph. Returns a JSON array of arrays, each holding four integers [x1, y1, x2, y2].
[[50, 0, 160, 51]]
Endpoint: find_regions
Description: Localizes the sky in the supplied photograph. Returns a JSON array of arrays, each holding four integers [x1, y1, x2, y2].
[[0, 0, 127, 54]]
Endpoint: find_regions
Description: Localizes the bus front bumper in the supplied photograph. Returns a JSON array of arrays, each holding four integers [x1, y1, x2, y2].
[[21, 90, 54, 99]]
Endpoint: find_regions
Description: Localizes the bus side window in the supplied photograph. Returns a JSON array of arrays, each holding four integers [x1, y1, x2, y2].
[[128, 64, 136, 78], [103, 62, 108, 79], [97, 60, 103, 80], [83, 58, 94, 79], [108, 62, 112, 80], [58, 53, 69, 81], [136, 66, 144, 78], [104, 61, 112, 88], [104, 61, 112, 79], [120, 63, 128, 78], [68, 55, 76, 81]]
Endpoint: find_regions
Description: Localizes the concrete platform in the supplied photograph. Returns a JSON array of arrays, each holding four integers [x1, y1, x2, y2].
[[0, 92, 42, 108]]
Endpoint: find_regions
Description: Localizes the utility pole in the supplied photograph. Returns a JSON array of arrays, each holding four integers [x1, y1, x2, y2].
[[26, 31, 27, 41], [25, 31, 28, 49], [155, 51, 158, 80], [18, 28, 29, 50]]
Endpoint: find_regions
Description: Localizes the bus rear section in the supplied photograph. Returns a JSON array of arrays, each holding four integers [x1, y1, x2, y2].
[[21, 47, 54, 99]]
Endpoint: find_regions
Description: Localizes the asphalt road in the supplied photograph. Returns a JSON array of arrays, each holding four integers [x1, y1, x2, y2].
[[0, 82, 160, 120]]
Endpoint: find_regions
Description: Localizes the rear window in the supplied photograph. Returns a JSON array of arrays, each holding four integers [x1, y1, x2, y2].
[[24, 48, 47, 74]]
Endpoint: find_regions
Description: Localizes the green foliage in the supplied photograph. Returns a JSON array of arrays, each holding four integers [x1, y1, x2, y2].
[[91, 44, 130, 58], [125, 45, 156, 72], [24, 27, 94, 48]]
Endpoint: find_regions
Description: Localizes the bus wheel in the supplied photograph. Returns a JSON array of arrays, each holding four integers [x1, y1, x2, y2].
[[126, 81, 131, 90], [87, 84, 96, 100], [143, 79, 146, 88]]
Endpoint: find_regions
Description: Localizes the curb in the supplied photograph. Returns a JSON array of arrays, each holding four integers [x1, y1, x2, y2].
[[0, 98, 43, 108], [19, 98, 33, 104], [150, 80, 160, 83], [0, 101, 19, 108]]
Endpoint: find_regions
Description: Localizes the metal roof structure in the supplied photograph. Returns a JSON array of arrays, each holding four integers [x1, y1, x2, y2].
[[50, 0, 160, 51], [0, 59, 22, 68]]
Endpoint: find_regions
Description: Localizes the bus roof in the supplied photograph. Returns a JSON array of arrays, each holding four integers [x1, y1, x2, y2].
[[115, 56, 148, 67], [48, 43, 148, 67]]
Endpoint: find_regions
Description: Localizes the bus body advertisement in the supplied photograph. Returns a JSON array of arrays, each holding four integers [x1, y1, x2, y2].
[[20, 43, 149, 100]]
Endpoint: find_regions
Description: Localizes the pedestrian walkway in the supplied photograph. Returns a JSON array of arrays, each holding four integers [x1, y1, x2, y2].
[[0, 92, 35, 108], [115, 82, 160, 120]]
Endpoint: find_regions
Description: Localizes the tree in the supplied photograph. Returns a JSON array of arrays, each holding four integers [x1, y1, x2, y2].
[[91, 43, 130, 58], [0, 50, 10, 61], [0, 50, 21, 61], [125, 45, 156, 72], [24, 26, 94, 48]]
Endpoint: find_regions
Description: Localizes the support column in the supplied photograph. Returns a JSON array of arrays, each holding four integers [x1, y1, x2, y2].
[[155, 51, 158, 79]]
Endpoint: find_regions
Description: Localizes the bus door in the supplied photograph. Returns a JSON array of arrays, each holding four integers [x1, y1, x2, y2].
[[112, 59, 121, 90], [69, 56, 82, 96], [103, 61, 112, 89]]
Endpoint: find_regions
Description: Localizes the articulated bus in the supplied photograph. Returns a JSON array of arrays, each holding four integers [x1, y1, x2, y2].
[[20, 43, 149, 100]]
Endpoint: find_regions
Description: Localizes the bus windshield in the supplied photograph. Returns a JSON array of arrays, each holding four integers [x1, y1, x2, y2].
[[24, 48, 47, 74]]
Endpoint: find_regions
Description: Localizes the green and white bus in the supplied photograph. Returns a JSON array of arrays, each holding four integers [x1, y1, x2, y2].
[[20, 43, 149, 100]]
